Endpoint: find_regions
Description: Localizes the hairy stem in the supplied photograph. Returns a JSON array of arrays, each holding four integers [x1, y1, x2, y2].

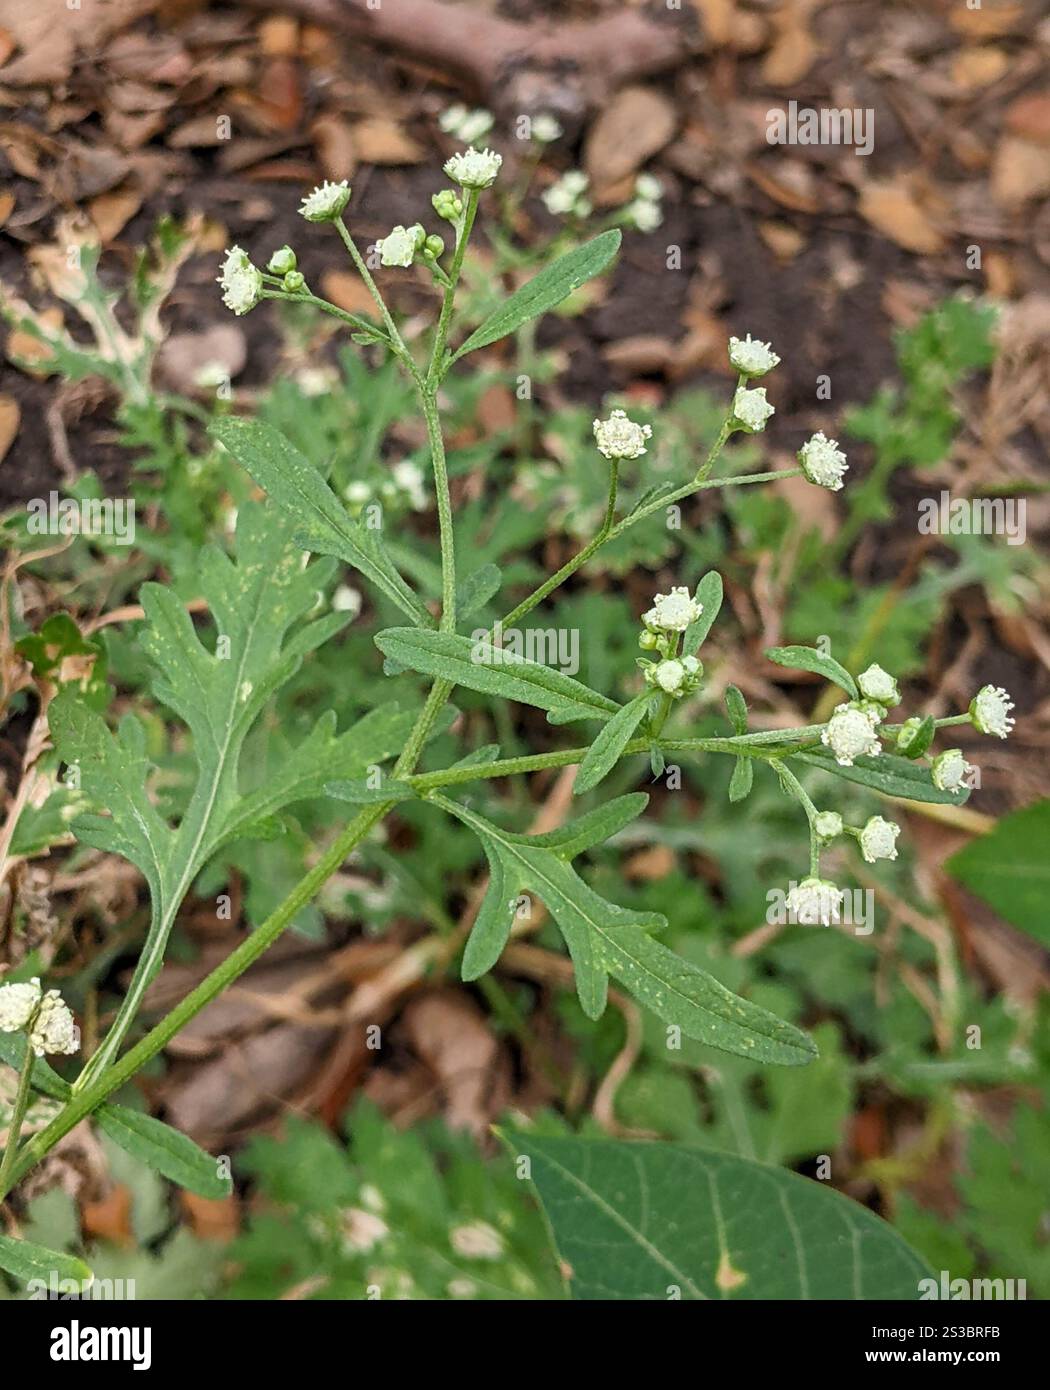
[[0, 1042, 34, 1195]]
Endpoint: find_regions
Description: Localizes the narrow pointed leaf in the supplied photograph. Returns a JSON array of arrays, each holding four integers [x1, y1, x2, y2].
[[0, 1235, 93, 1288], [728, 756, 753, 802], [683, 570, 724, 653], [766, 644, 858, 699], [96, 1105, 232, 1199], [793, 749, 971, 804], [375, 628, 618, 724], [451, 230, 621, 361], [574, 693, 650, 794]]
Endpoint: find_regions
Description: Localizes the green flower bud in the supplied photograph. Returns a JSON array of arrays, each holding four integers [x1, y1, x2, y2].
[[283, 270, 305, 292], [267, 245, 297, 275], [423, 234, 446, 260]]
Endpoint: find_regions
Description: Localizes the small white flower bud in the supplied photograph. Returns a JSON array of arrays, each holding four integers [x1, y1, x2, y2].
[[444, 147, 502, 190], [857, 663, 900, 706], [732, 386, 774, 433], [798, 432, 848, 491], [814, 811, 843, 841], [438, 105, 494, 145], [593, 408, 652, 460], [267, 245, 297, 275], [531, 113, 563, 144], [969, 685, 1015, 739], [859, 815, 900, 863], [0, 977, 42, 1033], [654, 659, 686, 695], [821, 703, 882, 767], [728, 334, 780, 377], [298, 180, 351, 222]]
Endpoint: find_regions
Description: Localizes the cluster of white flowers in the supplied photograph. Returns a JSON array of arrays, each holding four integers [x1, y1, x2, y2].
[[444, 146, 503, 190], [643, 586, 702, 634], [624, 173, 663, 232], [217, 247, 263, 316], [0, 977, 77, 1057], [858, 815, 900, 864], [530, 113, 563, 145], [344, 460, 427, 515], [439, 105, 494, 145], [798, 432, 849, 492], [593, 408, 652, 461], [647, 654, 701, 698], [857, 663, 899, 706], [822, 702, 883, 767], [931, 747, 974, 792], [542, 170, 591, 219]]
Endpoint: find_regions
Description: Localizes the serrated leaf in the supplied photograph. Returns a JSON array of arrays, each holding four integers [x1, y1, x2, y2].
[[947, 799, 1050, 946], [437, 796, 814, 1064], [728, 756, 753, 802], [503, 1131, 930, 1300], [96, 1105, 232, 1199], [766, 645, 858, 700], [683, 571, 723, 653], [0, 1234, 93, 1288], [451, 230, 621, 362], [52, 502, 404, 1073], [375, 628, 619, 725], [210, 416, 430, 626], [793, 748, 971, 804], [574, 693, 649, 794]]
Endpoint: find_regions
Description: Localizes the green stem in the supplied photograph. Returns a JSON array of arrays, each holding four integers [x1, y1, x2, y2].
[[773, 761, 822, 876], [428, 190, 479, 388], [422, 388, 457, 632], [333, 219, 414, 367], [0, 1041, 35, 1195]]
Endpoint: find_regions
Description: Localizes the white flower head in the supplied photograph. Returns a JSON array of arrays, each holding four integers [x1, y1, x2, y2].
[[379, 224, 425, 268], [859, 815, 900, 863], [635, 173, 663, 203], [728, 334, 780, 377], [439, 105, 494, 145], [654, 659, 686, 695], [931, 748, 974, 793], [814, 811, 843, 842], [217, 246, 263, 316], [627, 198, 662, 232], [786, 877, 845, 927], [27, 989, 77, 1057], [970, 685, 1015, 739], [732, 386, 774, 433], [643, 586, 702, 634], [298, 180, 351, 222], [444, 146, 502, 190], [593, 408, 652, 460], [857, 663, 900, 707], [821, 702, 882, 767], [450, 1221, 504, 1260], [798, 432, 848, 491], [341, 1207, 389, 1253], [0, 977, 41, 1033], [542, 171, 589, 217], [392, 459, 427, 509], [531, 113, 562, 144]]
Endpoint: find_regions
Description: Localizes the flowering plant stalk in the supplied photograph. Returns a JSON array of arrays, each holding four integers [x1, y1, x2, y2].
[[0, 149, 1016, 1267]]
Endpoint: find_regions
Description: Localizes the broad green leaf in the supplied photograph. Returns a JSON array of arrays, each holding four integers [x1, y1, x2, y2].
[[0, 1234, 93, 1289], [210, 416, 430, 626], [683, 571, 723, 653], [728, 756, 753, 802], [375, 628, 619, 725], [436, 796, 815, 1065], [793, 748, 971, 805], [504, 1131, 930, 1300], [574, 693, 650, 794], [96, 1105, 232, 1199], [947, 799, 1050, 946], [451, 230, 621, 361], [766, 644, 858, 700]]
